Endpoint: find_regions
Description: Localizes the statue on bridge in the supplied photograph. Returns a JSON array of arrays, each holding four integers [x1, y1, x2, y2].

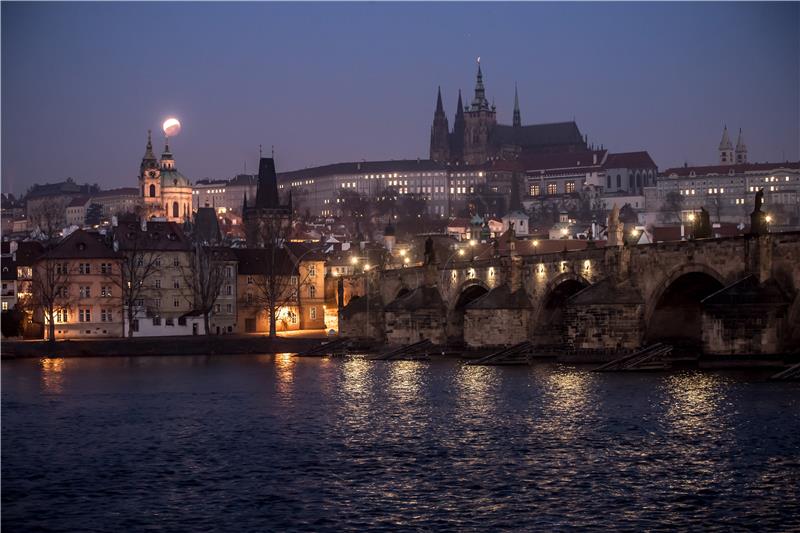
[[424, 236, 436, 265], [694, 207, 712, 239], [750, 188, 768, 235]]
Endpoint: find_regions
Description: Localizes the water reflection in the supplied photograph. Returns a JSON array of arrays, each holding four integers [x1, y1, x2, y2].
[[455, 365, 499, 420], [40, 357, 66, 394], [387, 361, 425, 405], [662, 372, 729, 438], [274, 353, 296, 401], [538, 368, 598, 439]]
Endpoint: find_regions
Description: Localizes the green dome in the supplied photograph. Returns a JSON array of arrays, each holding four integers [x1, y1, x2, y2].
[[160, 169, 191, 188]]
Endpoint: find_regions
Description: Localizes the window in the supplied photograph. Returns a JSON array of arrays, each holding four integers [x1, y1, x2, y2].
[[214, 304, 220, 313], [173, 257, 180, 267], [56, 286, 68, 298], [136, 257, 144, 267], [56, 308, 68, 323], [606, 175, 611, 189], [226, 303, 232, 313], [79, 308, 91, 322], [154, 279, 161, 289], [566, 181, 576, 194], [173, 298, 180, 308], [101, 309, 111, 322], [79, 263, 91, 275], [79, 286, 91, 298], [247, 275, 254, 285], [101, 286, 112, 297], [172, 202, 179, 218], [546, 182, 558, 195], [291, 276, 298, 286], [225, 284, 232, 296], [225, 266, 232, 279], [149, 184, 156, 197], [1, 302, 7, 311], [309, 285, 316, 298], [100, 263, 111, 274], [56, 262, 69, 275], [530, 184, 540, 196], [153, 317, 161, 326], [308, 264, 316, 277], [173, 279, 180, 289], [153, 298, 161, 309], [178, 317, 187, 326], [132, 319, 139, 332], [310, 307, 317, 320], [616, 175, 621, 188], [135, 299, 144, 307], [246, 292, 253, 305], [165, 318, 174, 326], [155, 258, 162, 267]]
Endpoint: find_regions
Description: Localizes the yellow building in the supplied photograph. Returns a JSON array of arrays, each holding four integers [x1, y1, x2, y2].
[[37, 229, 123, 339]]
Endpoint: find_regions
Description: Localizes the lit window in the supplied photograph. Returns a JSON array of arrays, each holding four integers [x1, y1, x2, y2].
[[310, 307, 317, 320], [566, 181, 576, 194], [547, 182, 558, 195]]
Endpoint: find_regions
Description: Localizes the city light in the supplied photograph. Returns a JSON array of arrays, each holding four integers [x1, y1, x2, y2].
[[403, 257, 410, 264], [469, 239, 477, 247], [458, 249, 465, 256], [533, 240, 539, 247], [363, 264, 371, 271], [350, 257, 358, 265], [688, 213, 696, 222], [765, 214, 773, 223]]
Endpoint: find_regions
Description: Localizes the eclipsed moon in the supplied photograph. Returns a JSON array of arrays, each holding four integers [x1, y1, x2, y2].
[[162, 117, 181, 137]]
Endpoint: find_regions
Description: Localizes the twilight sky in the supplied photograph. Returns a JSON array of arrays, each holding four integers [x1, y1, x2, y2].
[[2, 2, 798, 195]]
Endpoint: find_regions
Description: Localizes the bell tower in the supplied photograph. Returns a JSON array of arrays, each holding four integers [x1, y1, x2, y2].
[[139, 130, 163, 218]]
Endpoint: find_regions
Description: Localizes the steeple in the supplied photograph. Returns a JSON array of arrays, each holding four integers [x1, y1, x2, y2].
[[255, 157, 280, 208], [429, 86, 450, 162], [450, 89, 466, 162], [242, 192, 247, 212], [718, 125, 734, 165], [160, 136, 175, 171], [513, 83, 521, 128], [735, 128, 748, 164], [140, 130, 158, 175], [471, 58, 489, 111]]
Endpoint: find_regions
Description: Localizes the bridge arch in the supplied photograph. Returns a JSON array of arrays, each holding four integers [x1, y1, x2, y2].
[[446, 279, 490, 342], [533, 273, 591, 345], [645, 263, 726, 346]]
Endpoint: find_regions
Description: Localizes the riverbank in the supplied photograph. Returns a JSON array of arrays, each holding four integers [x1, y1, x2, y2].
[[1, 334, 326, 359]]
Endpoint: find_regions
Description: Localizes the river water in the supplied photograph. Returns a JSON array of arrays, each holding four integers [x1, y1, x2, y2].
[[3, 354, 800, 531]]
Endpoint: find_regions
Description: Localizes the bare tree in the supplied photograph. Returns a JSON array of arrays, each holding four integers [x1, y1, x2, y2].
[[110, 231, 162, 337], [659, 191, 684, 224], [29, 257, 70, 342], [179, 243, 226, 335], [28, 197, 69, 241], [245, 215, 317, 338]]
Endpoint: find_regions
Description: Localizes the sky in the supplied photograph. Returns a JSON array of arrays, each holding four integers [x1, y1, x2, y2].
[[2, 2, 798, 195]]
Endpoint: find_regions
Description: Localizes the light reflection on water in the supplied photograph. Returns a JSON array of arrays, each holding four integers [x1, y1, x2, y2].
[[2, 356, 800, 531]]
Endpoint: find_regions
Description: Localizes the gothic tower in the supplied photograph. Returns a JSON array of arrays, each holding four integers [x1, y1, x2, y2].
[[463, 59, 497, 164], [513, 83, 521, 128], [449, 89, 466, 162], [429, 87, 450, 162], [718, 125, 734, 165], [139, 130, 163, 218], [735, 128, 748, 164]]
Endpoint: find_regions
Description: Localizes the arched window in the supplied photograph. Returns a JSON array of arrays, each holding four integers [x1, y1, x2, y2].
[[616, 174, 621, 188], [172, 202, 179, 218], [606, 175, 611, 189], [636, 173, 642, 188], [149, 184, 156, 197]]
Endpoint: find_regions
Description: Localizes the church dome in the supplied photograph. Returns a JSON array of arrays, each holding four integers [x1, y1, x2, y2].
[[160, 169, 191, 188]]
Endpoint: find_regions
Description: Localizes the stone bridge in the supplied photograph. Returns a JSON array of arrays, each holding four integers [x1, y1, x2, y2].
[[340, 232, 800, 356]]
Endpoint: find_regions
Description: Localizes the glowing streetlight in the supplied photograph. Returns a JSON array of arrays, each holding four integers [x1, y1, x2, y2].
[[363, 264, 371, 271], [458, 249, 465, 256], [403, 256, 410, 264], [399, 249, 406, 257], [532, 240, 539, 247], [765, 214, 773, 223], [469, 239, 477, 247], [350, 256, 358, 265], [688, 213, 696, 222]]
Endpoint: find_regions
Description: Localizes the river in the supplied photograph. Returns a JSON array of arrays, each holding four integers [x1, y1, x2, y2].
[[3, 354, 800, 531]]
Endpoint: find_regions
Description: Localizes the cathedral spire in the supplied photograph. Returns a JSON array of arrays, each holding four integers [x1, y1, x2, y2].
[[719, 125, 734, 165], [144, 130, 155, 159], [513, 83, 521, 128], [735, 128, 748, 164], [472, 58, 489, 111], [435, 86, 444, 114], [456, 89, 464, 118]]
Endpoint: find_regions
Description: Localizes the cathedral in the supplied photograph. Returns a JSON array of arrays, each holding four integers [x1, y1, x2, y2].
[[138, 130, 193, 223], [430, 61, 589, 165]]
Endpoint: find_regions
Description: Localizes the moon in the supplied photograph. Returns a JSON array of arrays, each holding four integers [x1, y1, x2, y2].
[[162, 117, 181, 137]]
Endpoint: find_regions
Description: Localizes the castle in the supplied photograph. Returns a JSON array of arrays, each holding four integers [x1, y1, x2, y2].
[[138, 130, 193, 223], [430, 60, 589, 165]]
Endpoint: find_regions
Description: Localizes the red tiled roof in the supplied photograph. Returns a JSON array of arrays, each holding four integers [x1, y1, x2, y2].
[[662, 161, 800, 177], [603, 151, 657, 170]]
